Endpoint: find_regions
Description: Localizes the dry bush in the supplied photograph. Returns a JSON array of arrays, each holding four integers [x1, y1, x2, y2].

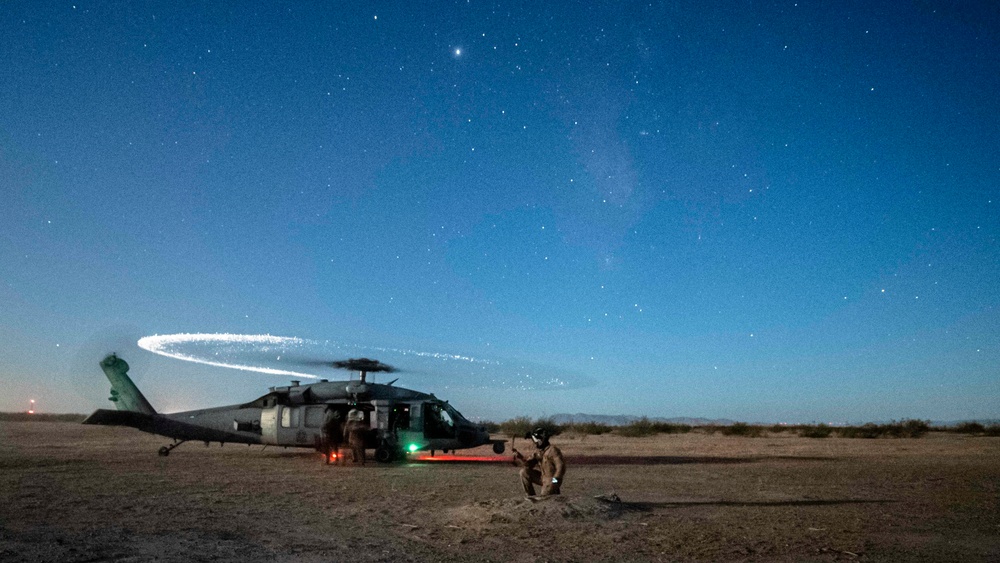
[[614, 417, 658, 437], [950, 422, 985, 435], [499, 416, 534, 443], [720, 422, 764, 437], [837, 420, 929, 439], [651, 422, 692, 434], [798, 424, 833, 438], [564, 422, 613, 435]]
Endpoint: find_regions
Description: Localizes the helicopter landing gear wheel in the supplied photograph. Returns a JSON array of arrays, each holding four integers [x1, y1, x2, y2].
[[492, 441, 506, 454], [158, 440, 186, 457], [374, 446, 396, 463]]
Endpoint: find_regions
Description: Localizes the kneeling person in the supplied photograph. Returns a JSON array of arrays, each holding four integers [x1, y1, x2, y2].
[[513, 427, 565, 496]]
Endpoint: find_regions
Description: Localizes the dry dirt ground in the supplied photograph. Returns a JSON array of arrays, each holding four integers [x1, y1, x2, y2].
[[1, 422, 997, 562]]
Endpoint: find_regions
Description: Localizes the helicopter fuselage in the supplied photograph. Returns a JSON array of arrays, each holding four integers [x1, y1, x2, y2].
[[83, 354, 504, 460]]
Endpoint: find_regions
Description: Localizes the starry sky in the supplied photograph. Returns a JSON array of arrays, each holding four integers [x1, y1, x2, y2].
[[2, 1, 998, 423]]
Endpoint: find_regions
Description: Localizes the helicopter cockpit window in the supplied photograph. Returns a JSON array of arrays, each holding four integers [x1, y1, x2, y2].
[[424, 402, 456, 439], [439, 407, 454, 427], [442, 402, 466, 423]]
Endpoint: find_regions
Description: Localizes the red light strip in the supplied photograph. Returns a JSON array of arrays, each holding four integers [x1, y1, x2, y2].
[[413, 454, 509, 463]]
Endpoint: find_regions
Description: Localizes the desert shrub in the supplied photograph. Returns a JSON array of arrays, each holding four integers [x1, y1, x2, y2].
[[893, 419, 930, 438], [651, 422, 692, 434], [530, 417, 562, 437], [498, 416, 562, 446], [837, 420, 929, 439], [578, 419, 690, 437], [479, 420, 501, 434], [615, 417, 658, 437], [499, 416, 534, 442], [565, 422, 613, 435], [951, 422, 985, 434], [799, 424, 832, 438], [769, 424, 791, 433], [983, 425, 1000, 437], [720, 422, 763, 437], [910, 419, 931, 436], [837, 423, 882, 439], [701, 425, 721, 435]]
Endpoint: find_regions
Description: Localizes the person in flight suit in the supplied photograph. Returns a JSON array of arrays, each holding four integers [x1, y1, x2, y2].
[[513, 427, 566, 496], [321, 407, 343, 465], [344, 408, 367, 465]]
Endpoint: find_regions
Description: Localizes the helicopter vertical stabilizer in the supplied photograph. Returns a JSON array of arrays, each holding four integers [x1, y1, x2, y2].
[[100, 354, 156, 415]]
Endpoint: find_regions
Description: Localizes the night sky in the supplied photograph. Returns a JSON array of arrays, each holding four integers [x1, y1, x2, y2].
[[2, 2, 998, 423]]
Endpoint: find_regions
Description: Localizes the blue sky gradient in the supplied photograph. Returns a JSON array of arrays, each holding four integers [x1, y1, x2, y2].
[[2, 2, 997, 422]]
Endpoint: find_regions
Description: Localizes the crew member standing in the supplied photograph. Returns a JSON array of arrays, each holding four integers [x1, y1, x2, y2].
[[321, 407, 343, 465], [344, 408, 367, 465], [513, 427, 565, 496]]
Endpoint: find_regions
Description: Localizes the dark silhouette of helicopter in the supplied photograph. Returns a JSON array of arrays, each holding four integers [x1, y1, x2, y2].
[[83, 354, 505, 461]]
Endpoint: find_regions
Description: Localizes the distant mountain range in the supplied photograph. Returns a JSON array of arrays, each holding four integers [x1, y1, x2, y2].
[[549, 413, 1000, 427], [550, 413, 736, 426]]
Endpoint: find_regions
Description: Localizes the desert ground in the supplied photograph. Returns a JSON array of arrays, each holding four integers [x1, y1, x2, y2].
[[1, 422, 997, 562]]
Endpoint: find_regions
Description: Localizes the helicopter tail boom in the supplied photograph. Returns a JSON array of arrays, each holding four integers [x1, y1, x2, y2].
[[99, 354, 156, 415], [82, 408, 156, 431]]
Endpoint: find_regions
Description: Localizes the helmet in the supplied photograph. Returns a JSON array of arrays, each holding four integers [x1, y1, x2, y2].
[[528, 427, 549, 446]]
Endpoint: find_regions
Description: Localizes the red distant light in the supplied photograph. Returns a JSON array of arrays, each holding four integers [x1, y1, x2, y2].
[[27, 410, 34, 415]]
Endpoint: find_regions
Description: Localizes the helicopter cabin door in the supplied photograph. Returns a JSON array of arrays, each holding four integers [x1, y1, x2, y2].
[[260, 404, 279, 445]]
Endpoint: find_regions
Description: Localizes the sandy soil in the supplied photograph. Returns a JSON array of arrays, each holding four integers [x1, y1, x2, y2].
[[1, 422, 997, 562]]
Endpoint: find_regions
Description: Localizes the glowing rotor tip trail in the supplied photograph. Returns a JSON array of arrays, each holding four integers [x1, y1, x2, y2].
[[138, 333, 304, 348], [134, 332, 590, 390], [137, 333, 319, 378]]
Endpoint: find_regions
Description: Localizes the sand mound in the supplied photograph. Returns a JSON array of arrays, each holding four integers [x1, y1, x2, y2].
[[447, 494, 642, 527]]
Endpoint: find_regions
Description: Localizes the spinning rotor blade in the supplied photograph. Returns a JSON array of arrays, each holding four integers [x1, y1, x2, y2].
[[290, 357, 398, 373], [330, 358, 398, 373]]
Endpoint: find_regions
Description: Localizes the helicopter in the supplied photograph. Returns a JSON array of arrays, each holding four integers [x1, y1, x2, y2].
[[82, 353, 506, 462]]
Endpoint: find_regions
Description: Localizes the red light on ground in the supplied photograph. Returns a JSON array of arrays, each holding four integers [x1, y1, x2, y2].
[[414, 454, 508, 463], [27, 410, 34, 415]]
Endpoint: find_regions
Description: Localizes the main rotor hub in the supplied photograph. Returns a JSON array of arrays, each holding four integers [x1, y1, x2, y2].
[[330, 358, 396, 382]]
